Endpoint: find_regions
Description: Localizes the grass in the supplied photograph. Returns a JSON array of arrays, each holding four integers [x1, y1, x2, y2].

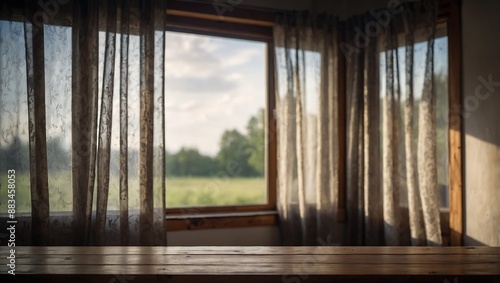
[[0, 173, 266, 213], [165, 177, 266, 208]]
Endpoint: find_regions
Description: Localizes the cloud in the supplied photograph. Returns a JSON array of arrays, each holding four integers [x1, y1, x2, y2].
[[178, 100, 198, 111], [166, 31, 220, 79], [221, 48, 261, 68], [167, 76, 236, 94]]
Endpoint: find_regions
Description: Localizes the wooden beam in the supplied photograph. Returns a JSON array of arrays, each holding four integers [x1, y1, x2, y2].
[[167, 9, 274, 27], [446, 0, 463, 246], [267, 36, 278, 213]]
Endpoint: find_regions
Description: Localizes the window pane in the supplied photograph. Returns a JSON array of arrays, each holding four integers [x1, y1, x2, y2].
[[0, 22, 74, 213], [0, 20, 31, 213], [435, 35, 449, 208], [165, 31, 267, 208], [44, 24, 73, 212]]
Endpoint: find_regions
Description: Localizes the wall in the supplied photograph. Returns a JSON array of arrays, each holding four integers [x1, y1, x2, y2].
[[168, 226, 281, 245], [461, 0, 500, 246]]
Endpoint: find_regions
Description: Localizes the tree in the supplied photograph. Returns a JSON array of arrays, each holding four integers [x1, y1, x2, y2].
[[46, 136, 70, 172], [0, 136, 29, 173], [216, 129, 257, 177], [166, 147, 217, 177], [245, 108, 265, 176]]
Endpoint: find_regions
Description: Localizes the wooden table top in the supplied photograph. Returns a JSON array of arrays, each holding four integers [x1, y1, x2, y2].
[[2, 246, 500, 276]]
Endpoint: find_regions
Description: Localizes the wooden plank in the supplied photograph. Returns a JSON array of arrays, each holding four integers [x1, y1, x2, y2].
[[446, 0, 463, 247], [11, 263, 500, 275], [14, 254, 500, 265], [3, 247, 499, 281], [5, 246, 500, 255], [5, 275, 500, 283]]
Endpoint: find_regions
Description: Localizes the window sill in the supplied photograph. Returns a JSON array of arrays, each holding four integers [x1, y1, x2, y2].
[[166, 210, 278, 231]]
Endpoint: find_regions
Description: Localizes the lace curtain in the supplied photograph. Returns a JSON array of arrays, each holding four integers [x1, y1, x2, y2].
[[274, 12, 340, 245], [0, 0, 167, 245], [275, 0, 443, 246]]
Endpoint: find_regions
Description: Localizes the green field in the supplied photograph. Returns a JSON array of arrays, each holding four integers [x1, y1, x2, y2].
[[165, 177, 266, 207], [0, 173, 266, 213]]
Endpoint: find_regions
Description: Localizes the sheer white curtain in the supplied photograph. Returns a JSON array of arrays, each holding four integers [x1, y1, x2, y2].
[[0, 0, 167, 246], [275, 0, 443, 246], [274, 13, 340, 245]]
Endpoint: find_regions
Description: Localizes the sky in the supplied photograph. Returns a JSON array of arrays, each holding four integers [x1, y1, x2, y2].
[[164, 31, 266, 157]]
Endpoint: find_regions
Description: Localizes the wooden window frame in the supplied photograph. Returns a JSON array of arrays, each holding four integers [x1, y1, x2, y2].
[[163, 1, 278, 230], [438, 0, 463, 246]]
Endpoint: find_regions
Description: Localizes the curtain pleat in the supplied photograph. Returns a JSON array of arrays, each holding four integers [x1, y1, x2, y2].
[[276, 0, 440, 246], [95, 0, 118, 245], [343, 0, 441, 246], [119, 0, 130, 246], [345, 18, 363, 245], [382, 24, 400, 245], [275, 20, 298, 245], [139, 0, 156, 246], [293, 20, 307, 246], [362, 15, 383, 246], [153, 0, 167, 246], [417, 0, 442, 246], [72, 0, 100, 245], [275, 13, 339, 245], [23, 1, 50, 245], [403, 7, 426, 246], [316, 23, 335, 240]]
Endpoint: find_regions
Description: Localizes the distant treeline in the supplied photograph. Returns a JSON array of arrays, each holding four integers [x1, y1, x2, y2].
[[0, 109, 265, 178]]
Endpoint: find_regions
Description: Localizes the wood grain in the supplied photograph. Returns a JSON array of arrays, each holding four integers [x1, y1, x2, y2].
[[7, 246, 500, 255], [2, 246, 499, 276], [446, 0, 464, 247]]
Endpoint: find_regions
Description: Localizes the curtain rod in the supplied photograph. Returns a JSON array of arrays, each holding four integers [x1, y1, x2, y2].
[[166, 9, 274, 27]]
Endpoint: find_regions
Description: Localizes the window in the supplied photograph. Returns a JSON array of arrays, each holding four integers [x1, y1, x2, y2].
[[164, 31, 268, 208], [0, 21, 74, 213], [94, 28, 274, 214], [163, 8, 277, 217], [0, 3, 277, 230]]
